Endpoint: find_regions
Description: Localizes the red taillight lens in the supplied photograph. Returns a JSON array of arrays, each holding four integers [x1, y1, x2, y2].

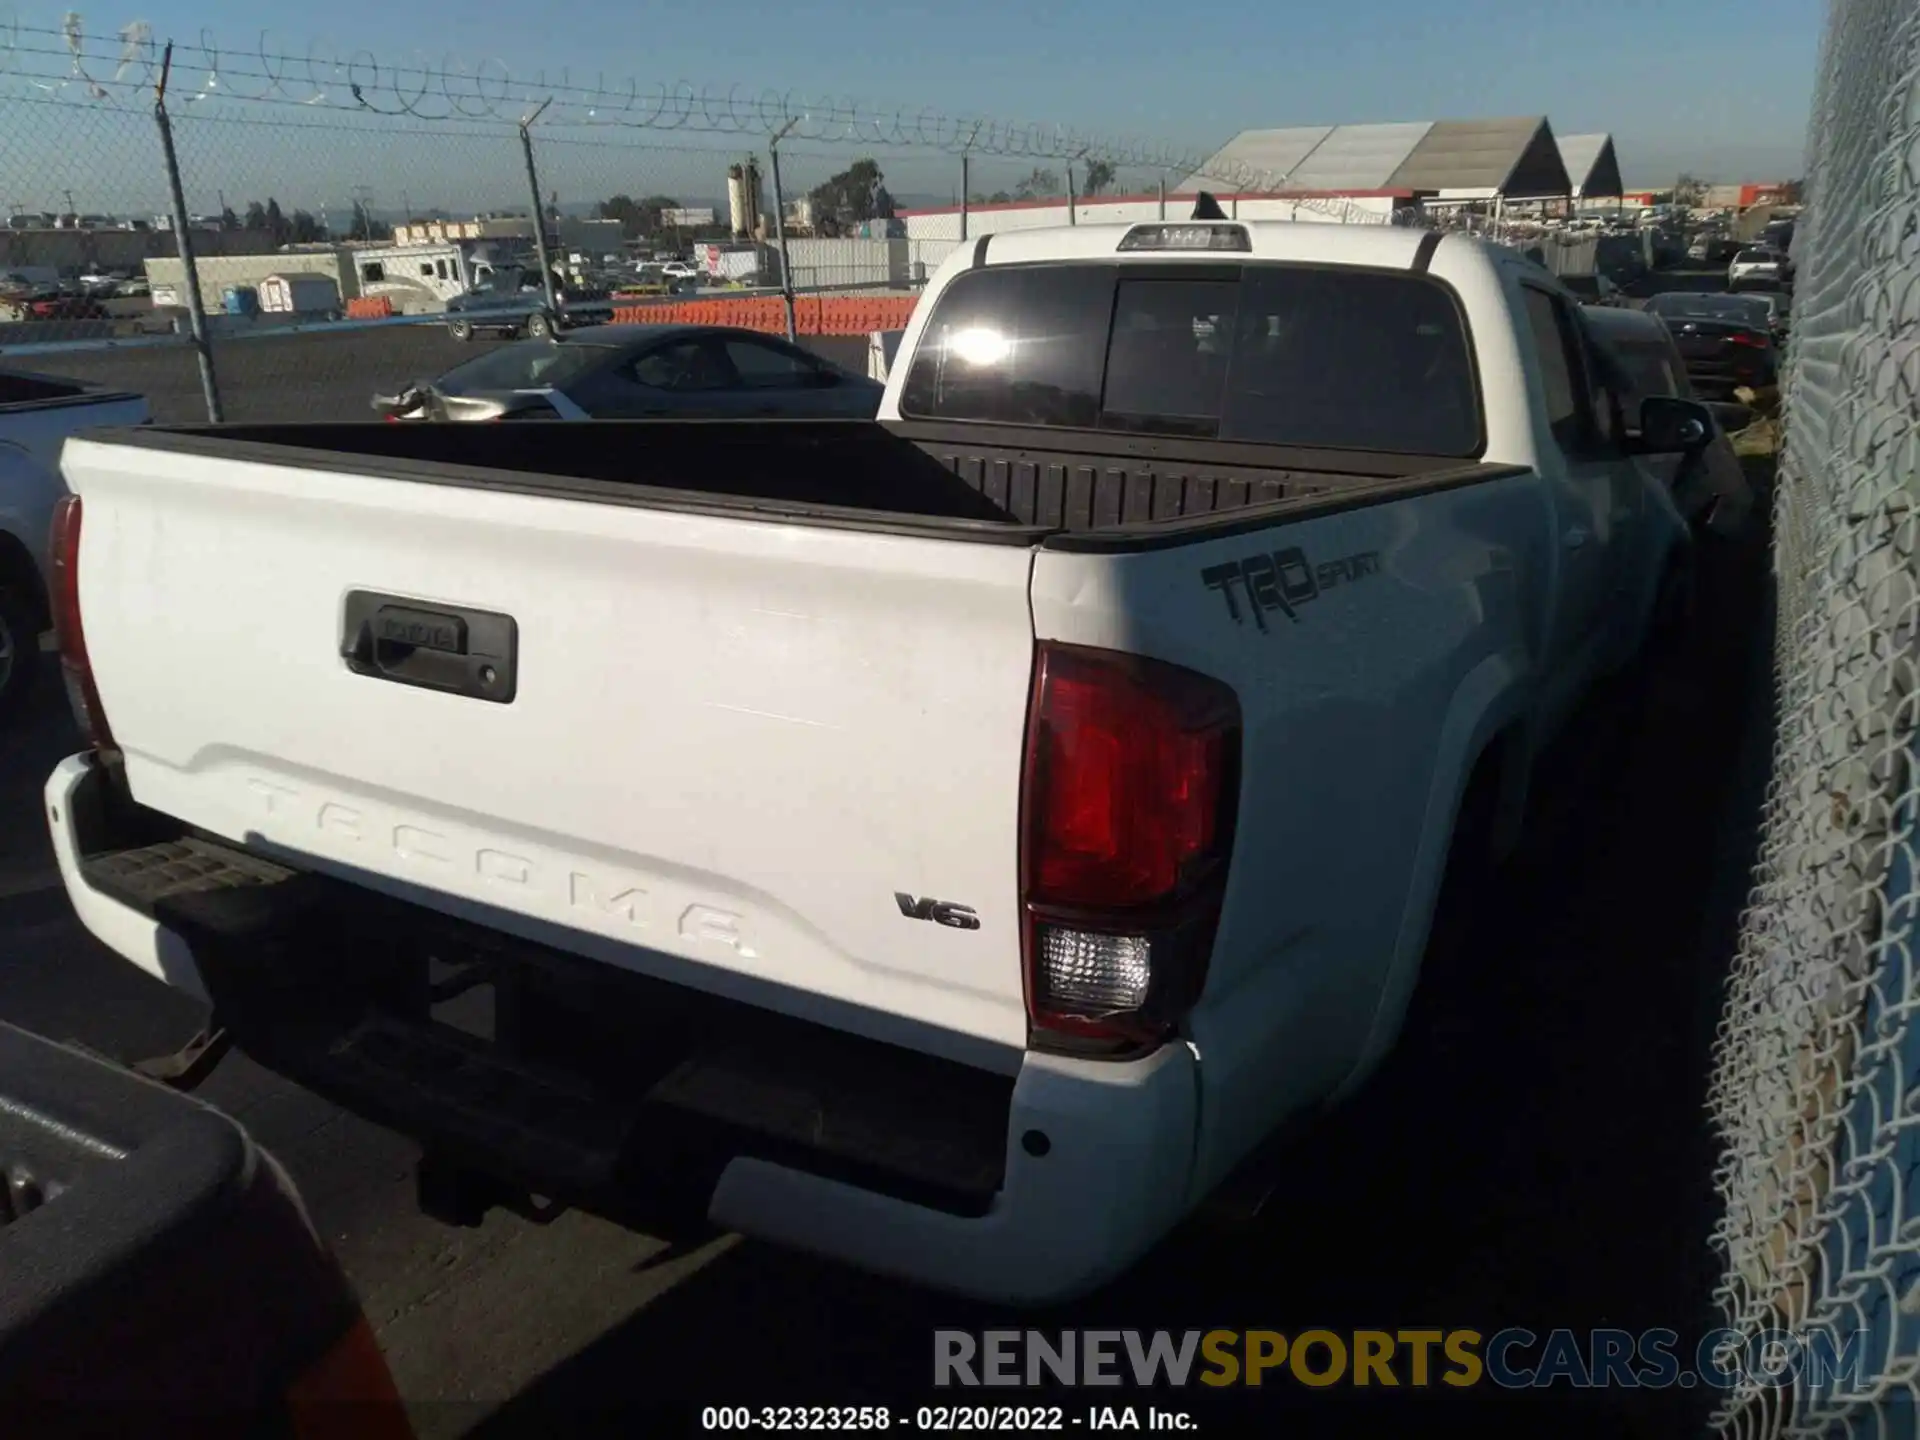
[[1727, 332, 1766, 349], [49, 494, 113, 749], [1020, 643, 1240, 1049], [1027, 650, 1231, 906]]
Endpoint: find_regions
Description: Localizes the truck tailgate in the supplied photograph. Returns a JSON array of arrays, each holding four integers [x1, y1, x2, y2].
[[62, 437, 1039, 1063]]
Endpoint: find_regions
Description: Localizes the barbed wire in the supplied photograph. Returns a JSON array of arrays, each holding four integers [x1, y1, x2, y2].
[[0, 13, 1302, 192]]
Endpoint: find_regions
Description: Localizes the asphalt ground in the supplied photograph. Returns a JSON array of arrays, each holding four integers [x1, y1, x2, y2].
[[14, 321, 871, 423], [0, 267, 1779, 1434]]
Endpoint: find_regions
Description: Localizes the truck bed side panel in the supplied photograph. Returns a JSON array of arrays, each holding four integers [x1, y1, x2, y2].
[[1030, 469, 1550, 1189], [63, 438, 1040, 1067]]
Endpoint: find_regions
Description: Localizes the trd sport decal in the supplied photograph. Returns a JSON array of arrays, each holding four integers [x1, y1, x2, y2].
[[1201, 546, 1383, 630]]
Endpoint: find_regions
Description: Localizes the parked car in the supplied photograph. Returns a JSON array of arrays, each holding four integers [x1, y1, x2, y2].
[[374, 324, 886, 422], [442, 267, 615, 342], [0, 1021, 414, 1436], [0, 365, 148, 721], [660, 260, 700, 281], [20, 293, 109, 321], [1582, 304, 1753, 539], [1558, 271, 1626, 306], [1687, 233, 1740, 265], [1644, 291, 1781, 398], [53, 218, 1708, 1305], [1728, 247, 1787, 290]]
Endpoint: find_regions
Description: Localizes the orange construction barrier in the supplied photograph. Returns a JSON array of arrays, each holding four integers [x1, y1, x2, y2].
[[606, 293, 917, 337], [345, 296, 393, 319]]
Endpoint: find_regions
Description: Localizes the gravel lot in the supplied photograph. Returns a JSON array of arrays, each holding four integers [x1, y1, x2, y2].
[[0, 294, 1776, 1432]]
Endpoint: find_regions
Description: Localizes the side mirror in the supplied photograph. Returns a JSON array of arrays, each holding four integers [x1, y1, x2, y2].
[[1633, 396, 1715, 454]]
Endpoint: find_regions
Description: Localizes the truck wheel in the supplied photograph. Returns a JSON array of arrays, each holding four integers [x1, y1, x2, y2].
[[0, 581, 45, 725], [448, 320, 473, 343], [525, 311, 554, 341]]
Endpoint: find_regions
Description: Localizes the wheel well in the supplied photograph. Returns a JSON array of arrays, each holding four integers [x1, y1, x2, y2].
[[0, 530, 48, 631]]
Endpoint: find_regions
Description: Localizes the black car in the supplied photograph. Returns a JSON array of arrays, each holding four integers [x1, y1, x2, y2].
[[375, 323, 885, 422], [1642, 292, 1779, 399]]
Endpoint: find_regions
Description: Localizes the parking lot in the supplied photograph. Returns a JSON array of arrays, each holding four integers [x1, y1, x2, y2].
[[0, 357, 1779, 1436]]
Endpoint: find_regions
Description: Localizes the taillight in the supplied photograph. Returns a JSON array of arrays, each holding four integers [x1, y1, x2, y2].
[[1020, 642, 1241, 1051], [1727, 332, 1766, 349], [48, 494, 113, 749]]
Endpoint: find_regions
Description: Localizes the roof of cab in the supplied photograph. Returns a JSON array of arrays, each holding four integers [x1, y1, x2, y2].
[[977, 220, 1446, 271]]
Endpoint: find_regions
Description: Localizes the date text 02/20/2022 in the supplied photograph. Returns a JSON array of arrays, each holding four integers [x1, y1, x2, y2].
[[701, 1405, 1197, 1431]]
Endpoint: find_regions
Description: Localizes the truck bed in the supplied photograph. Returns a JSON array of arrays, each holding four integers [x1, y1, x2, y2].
[[88, 419, 1522, 543]]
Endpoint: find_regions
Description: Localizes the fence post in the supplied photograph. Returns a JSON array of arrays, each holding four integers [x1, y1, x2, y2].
[[1066, 162, 1077, 225], [152, 42, 221, 422], [517, 102, 560, 318], [768, 120, 798, 343], [1158, 176, 1167, 220], [960, 152, 969, 241]]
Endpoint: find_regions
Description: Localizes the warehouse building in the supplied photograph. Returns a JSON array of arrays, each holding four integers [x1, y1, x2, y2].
[[1179, 115, 1576, 209], [1556, 133, 1625, 202]]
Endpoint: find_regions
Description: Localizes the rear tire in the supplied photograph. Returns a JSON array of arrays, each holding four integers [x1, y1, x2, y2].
[[448, 320, 473, 343], [0, 581, 45, 726], [524, 311, 554, 341]]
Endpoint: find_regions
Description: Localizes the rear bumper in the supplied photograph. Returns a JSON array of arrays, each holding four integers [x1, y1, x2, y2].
[[44, 751, 1199, 1304]]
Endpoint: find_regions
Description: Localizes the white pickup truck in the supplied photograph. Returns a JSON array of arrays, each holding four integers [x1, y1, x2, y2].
[[0, 366, 148, 721], [45, 219, 1712, 1303]]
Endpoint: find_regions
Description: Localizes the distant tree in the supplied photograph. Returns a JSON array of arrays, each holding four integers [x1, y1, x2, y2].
[[264, 197, 289, 243], [1012, 167, 1062, 201], [243, 200, 267, 231], [346, 201, 390, 241], [985, 190, 1013, 204], [1080, 159, 1117, 196], [598, 193, 685, 238], [219, 204, 239, 231], [808, 159, 894, 236], [1671, 173, 1707, 207], [289, 209, 325, 243]]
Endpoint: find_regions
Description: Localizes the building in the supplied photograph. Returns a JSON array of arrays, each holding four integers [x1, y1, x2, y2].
[[391, 214, 623, 255], [1178, 116, 1575, 209], [2, 223, 278, 274], [897, 189, 1408, 273], [1555, 134, 1625, 202]]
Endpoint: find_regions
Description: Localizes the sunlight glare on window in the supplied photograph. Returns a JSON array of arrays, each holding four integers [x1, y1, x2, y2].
[[949, 326, 1012, 367]]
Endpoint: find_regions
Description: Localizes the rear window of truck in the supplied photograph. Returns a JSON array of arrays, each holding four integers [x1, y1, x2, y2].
[[900, 262, 1482, 456]]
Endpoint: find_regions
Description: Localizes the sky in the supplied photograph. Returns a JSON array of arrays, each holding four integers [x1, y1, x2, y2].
[[5, 0, 1824, 217]]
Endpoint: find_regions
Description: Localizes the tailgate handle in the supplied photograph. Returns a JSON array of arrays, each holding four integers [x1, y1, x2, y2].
[[341, 590, 518, 703]]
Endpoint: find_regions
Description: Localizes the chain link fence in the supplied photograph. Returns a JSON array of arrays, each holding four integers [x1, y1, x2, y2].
[[1707, 0, 1920, 1433], [0, 13, 1603, 423], [2, 14, 1359, 420]]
